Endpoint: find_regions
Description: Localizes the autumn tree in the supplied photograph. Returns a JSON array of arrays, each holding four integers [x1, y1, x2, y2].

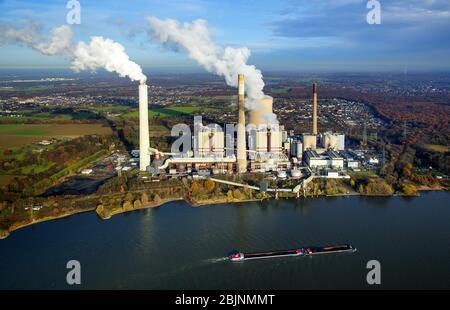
[[204, 179, 215, 193], [141, 192, 149, 205]]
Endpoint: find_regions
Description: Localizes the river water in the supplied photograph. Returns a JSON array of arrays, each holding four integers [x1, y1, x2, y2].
[[0, 191, 449, 289]]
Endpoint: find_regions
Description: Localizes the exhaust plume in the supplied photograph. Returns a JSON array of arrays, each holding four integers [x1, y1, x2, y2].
[[145, 17, 264, 99], [0, 23, 73, 55], [72, 37, 146, 83], [0, 22, 146, 83]]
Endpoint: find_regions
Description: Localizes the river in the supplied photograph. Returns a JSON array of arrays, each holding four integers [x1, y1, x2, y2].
[[0, 191, 449, 289]]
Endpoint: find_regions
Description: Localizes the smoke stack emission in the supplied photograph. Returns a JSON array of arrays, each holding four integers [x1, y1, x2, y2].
[[1, 22, 150, 170], [139, 82, 150, 171], [313, 83, 318, 135], [0, 22, 147, 84], [237, 74, 247, 173], [145, 17, 279, 125], [72, 37, 147, 84]]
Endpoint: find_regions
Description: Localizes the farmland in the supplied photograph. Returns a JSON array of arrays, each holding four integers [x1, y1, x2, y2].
[[0, 123, 112, 149], [123, 106, 200, 119]]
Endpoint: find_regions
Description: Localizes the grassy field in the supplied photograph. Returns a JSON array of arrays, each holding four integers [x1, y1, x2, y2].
[[0, 123, 112, 149], [270, 87, 291, 94], [0, 85, 54, 92], [124, 106, 199, 118]]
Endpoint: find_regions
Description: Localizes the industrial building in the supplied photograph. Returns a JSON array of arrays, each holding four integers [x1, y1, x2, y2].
[[193, 124, 225, 158], [322, 131, 345, 151], [304, 150, 344, 170], [136, 74, 354, 179]]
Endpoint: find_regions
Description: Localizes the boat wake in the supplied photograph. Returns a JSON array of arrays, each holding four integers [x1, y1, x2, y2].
[[205, 257, 229, 264]]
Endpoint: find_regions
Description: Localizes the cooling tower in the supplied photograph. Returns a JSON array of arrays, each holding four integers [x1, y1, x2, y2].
[[237, 74, 247, 173], [313, 83, 318, 135], [249, 97, 273, 127], [139, 82, 150, 171]]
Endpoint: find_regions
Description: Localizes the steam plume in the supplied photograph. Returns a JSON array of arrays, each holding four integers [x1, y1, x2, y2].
[[72, 37, 146, 83], [0, 23, 74, 56], [145, 17, 264, 99], [0, 22, 146, 83]]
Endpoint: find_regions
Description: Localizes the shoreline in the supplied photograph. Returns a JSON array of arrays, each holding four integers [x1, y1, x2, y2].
[[1, 188, 447, 240]]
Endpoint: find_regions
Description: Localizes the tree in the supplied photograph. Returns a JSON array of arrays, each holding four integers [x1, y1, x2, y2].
[[125, 192, 134, 202], [233, 189, 244, 200], [204, 179, 215, 193], [226, 190, 234, 202], [141, 192, 149, 205], [134, 199, 142, 209], [402, 183, 417, 196], [96, 204, 104, 215], [365, 180, 394, 196], [122, 201, 133, 211], [402, 162, 413, 178], [153, 194, 162, 204], [191, 181, 201, 196]]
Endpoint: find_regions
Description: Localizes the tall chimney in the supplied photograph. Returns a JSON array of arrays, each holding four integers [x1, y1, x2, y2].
[[139, 82, 150, 171], [237, 74, 247, 173], [313, 83, 318, 135]]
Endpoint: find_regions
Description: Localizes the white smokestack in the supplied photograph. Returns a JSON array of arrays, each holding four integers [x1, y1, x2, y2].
[[139, 82, 150, 171]]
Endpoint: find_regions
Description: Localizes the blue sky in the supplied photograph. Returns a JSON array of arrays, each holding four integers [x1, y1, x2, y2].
[[0, 0, 449, 72]]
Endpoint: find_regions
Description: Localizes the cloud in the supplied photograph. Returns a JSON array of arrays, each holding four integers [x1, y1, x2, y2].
[[271, 0, 450, 54]]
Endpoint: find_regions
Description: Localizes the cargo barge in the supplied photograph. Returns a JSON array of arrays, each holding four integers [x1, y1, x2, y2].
[[230, 244, 356, 262]]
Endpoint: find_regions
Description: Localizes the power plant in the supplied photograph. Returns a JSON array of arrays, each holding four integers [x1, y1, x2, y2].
[[136, 76, 350, 177]]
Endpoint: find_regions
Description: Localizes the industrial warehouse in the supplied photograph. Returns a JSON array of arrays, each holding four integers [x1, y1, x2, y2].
[[136, 75, 368, 181]]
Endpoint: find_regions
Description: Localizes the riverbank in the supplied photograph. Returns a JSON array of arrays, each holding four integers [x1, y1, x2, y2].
[[1, 187, 447, 240], [96, 198, 184, 220]]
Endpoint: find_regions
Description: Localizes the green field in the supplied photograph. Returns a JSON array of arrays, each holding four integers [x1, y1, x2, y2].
[[0, 123, 112, 149], [0, 85, 54, 92], [124, 106, 200, 118], [270, 87, 291, 94]]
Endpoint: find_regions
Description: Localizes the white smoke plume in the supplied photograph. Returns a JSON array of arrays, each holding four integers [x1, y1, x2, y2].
[[0, 23, 73, 55], [35, 25, 74, 55], [0, 22, 41, 47], [72, 37, 146, 83], [0, 22, 146, 83], [145, 17, 265, 100]]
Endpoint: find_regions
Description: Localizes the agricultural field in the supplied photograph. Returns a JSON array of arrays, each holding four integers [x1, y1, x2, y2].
[[0, 123, 112, 149], [123, 106, 200, 119], [269, 87, 291, 94]]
